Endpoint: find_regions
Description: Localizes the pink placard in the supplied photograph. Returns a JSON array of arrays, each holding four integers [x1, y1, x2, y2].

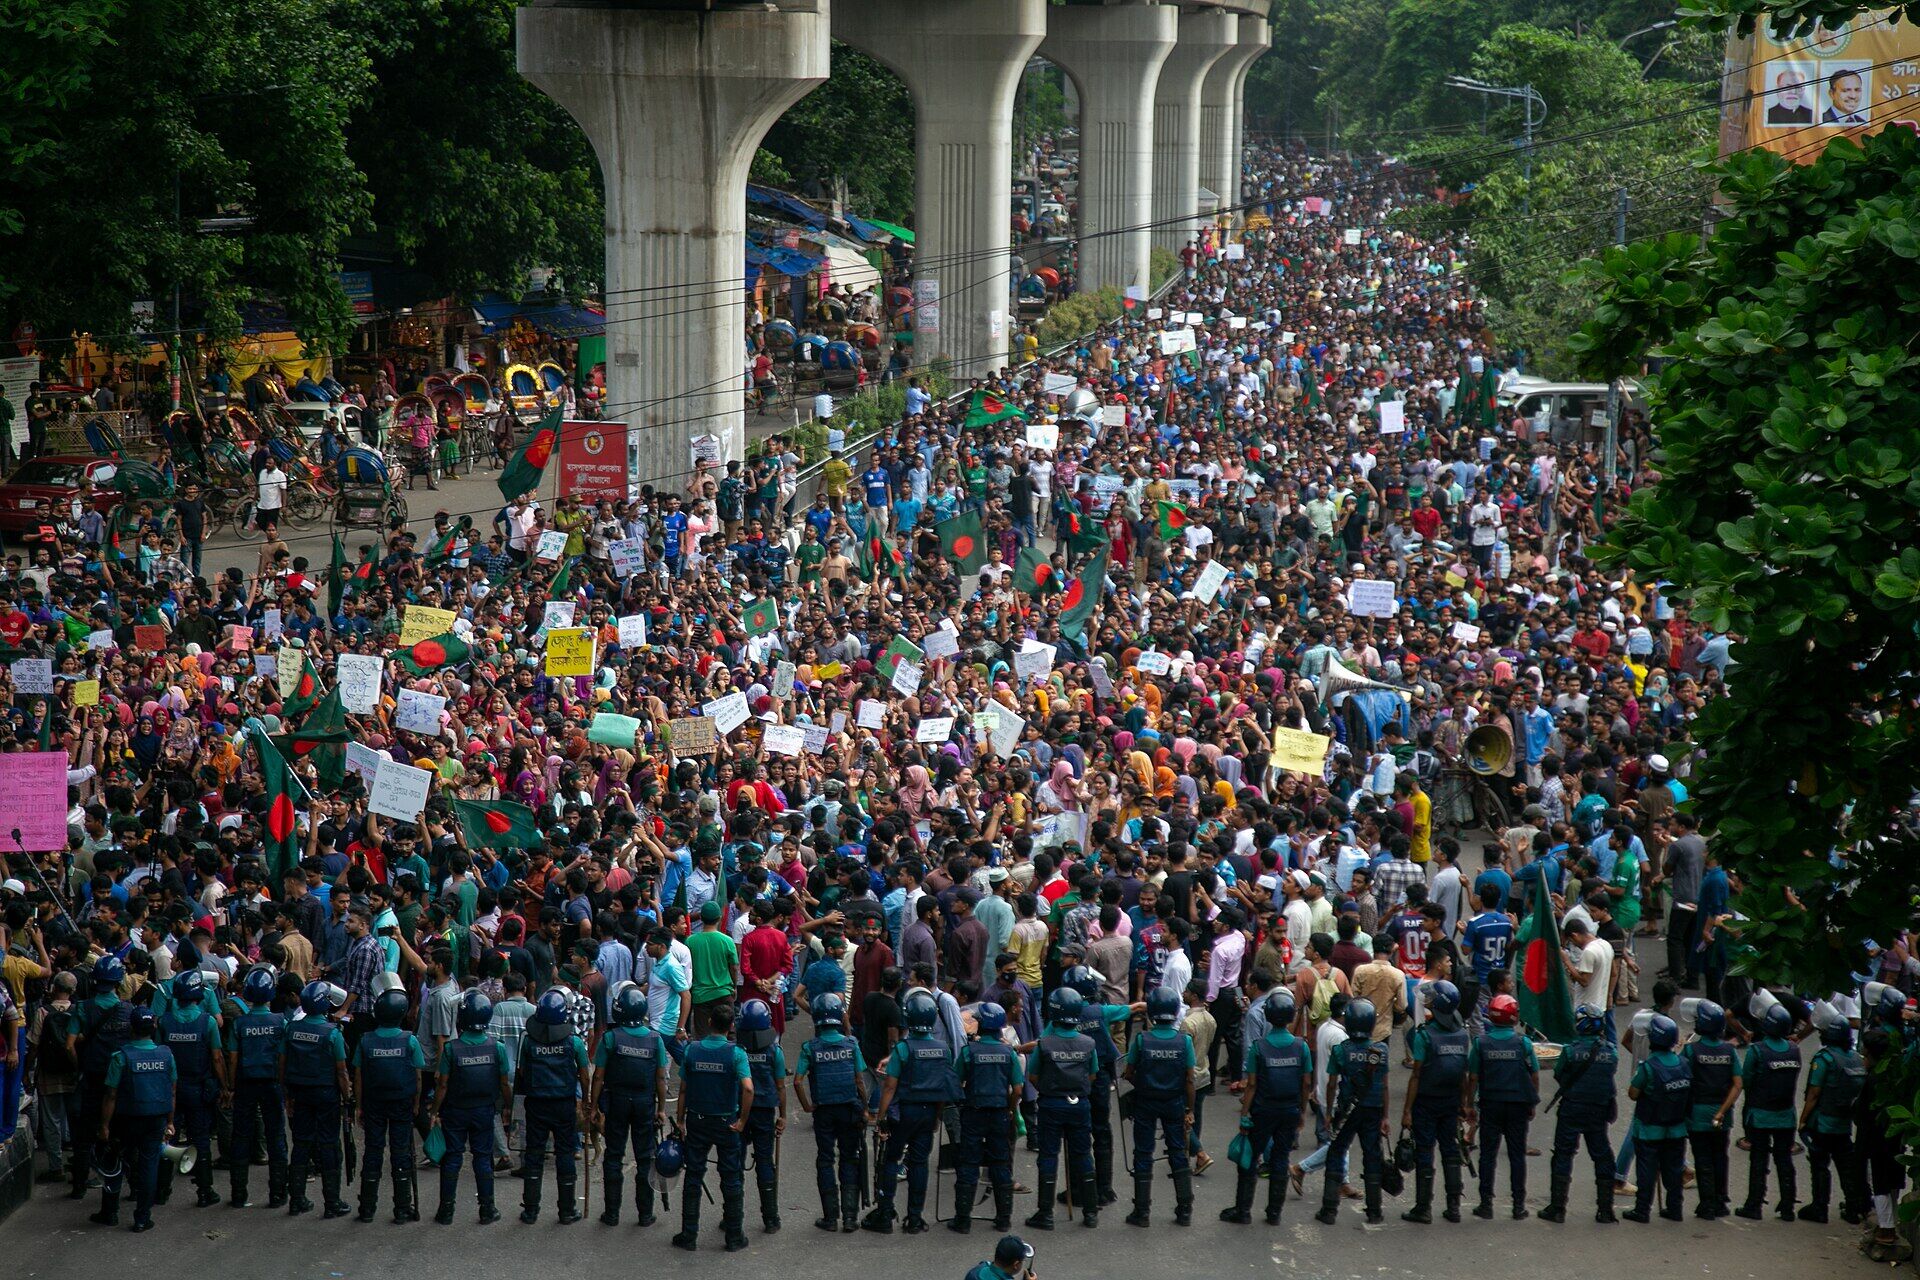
[[0, 751, 70, 852]]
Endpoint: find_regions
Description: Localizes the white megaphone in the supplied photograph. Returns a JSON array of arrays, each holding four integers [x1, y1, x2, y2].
[[160, 1142, 197, 1175]]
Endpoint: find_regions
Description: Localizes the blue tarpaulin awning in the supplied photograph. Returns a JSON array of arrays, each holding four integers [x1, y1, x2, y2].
[[747, 184, 828, 229], [746, 242, 824, 277], [471, 293, 605, 337]]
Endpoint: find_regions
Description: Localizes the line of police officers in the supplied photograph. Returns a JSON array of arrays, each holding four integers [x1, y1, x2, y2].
[[64, 954, 1900, 1242]]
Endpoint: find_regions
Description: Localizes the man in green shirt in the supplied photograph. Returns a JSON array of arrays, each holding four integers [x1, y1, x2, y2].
[[686, 900, 740, 1026]]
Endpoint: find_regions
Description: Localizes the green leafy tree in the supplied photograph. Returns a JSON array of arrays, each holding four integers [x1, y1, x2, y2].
[[761, 43, 916, 226]]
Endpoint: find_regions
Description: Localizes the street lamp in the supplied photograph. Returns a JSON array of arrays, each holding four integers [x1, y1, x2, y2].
[[1444, 76, 1547, 213]]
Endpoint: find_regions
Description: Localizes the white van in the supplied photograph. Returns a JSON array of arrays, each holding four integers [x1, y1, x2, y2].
[[1495, 376, 1641, 446]]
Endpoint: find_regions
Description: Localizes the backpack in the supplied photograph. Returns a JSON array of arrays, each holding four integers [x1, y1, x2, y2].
[[1307, 967, 1339, 1028]]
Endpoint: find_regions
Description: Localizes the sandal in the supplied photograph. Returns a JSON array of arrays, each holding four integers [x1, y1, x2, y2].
[[1194, 1152, 1213, 1175]]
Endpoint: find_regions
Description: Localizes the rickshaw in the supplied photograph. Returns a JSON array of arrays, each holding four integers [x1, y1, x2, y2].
[[454, 371, 492, 414], [505, 364, 543, 415], [333, 446, 407, 530], [104, 459, 174, 569], [537, 361, 568, 399], [820, 339, 861, 390], [763, 318, 798, 360]]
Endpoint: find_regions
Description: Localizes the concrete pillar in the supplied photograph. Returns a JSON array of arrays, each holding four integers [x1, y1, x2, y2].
[[516, 3, 828, 484], [1040, 1, 1176, 295], [833, 0, 1046, 379], [1200, 13, 1270, 222], [1151, 8, 1237, 255]]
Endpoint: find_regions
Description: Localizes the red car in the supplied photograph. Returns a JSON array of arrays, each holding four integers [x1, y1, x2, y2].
[[0, 454, 122, 540]]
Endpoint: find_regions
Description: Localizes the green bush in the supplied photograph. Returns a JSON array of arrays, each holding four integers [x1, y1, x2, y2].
[[1150, 247, 1179, 292], [1034, 285, 1123, 351]]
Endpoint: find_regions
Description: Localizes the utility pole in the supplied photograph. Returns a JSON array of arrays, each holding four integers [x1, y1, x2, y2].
[[1603, 187, 1629, 488], [1445, 78, 1546, 214]]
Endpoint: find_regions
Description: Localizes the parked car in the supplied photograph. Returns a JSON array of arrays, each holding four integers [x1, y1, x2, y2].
[[0, 455, 122, 539]]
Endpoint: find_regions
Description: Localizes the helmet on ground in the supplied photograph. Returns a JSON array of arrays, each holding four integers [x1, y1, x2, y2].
[[1425, 980, 1460, 1016], [1146, 988, 1181, 1026], [1487, 994, 1519, 1027], [457, 989, 494, 1033], [613, 983, 648, 1028], [1760, 1002, 1794, 1039], [92, 954, 125, 989], [1262, 989, 1297, 1029], [171, 969, 205, 1006], [1646, 1013, 1679, 1051], [373, 989, 409, 1028], [241, 965, 277, 1006], [1045, 986, 1085, 1026], [1819, 1020, 1853, 1049], [1692, 1000, 1725, 1039], [299, 980, 336, 1018], [812, 992, 846, 1030], [1063, 965, 1101, 1002], [533, 988, 571, 1027], [903, 989, 939, 1034], [1343, 998, 1377, 1039], [976, 1002, 1008, 1035], [739, 998, 777, 1051], [128, 1007, 156, 1038], [656, 1133, 685, 1178], [1575, 1004, 1608, 1037]]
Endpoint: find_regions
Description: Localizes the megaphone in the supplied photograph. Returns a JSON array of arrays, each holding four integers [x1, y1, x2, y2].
[[161, 1142, 197, 1176], [1317, 656, 1412, 706], [1464, 725, 1513, 777]]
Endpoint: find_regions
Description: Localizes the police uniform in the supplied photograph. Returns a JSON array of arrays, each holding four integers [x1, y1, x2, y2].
[[158, 1006, 222, 1205], [677, 1034, 752, 1251], [101, 1033, 176, 1229], [870, 1032, 955, 1230], [518, 1020, 589, 1222], [72, 990, 132, 1201], [798, 1028, 867, 1232], [593, 1024, 669, 1225], [1025, 1023, 1098, 1229], [1318, 1037, 1390, 1222], [1467, 1026, 1538, 1217], [1080, 1002, 1123, 1206], [952, 1033, 1021, 1232], [741, 1039, 788, 1230], [1403, 1019, 1470, 1221], [1124, 1025, 1194, 1224], [1737, 1035, 1801, 1217], [352, 1027, 425, 1222], [1683, 1035, 1736, 1217], [1227, 1029, 1309, 1223], [1802, 1042, 1867, 1222], [1628, 1049, 1691, 1220], [224, 1003, 290, 1206], [281, 1012, 350, 1216], [436, 1031, 511, 1222], [1543, 1032, 1617, 1223]]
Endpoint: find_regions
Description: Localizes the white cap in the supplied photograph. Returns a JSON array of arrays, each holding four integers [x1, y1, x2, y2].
[[1648, 753, 1670, 773], [0, 878, 23, 895]]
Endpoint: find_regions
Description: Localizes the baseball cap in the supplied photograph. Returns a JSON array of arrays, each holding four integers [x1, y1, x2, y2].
[[700, 901, 723, 923]]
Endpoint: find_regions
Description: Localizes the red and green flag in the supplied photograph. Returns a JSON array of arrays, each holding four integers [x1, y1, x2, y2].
[[328, 534, 349, 616], [743, 596, 780, 638], [859, 525, 906, 582], [1013, 545, 1060, 595], [1153, 500, 1192, 541], [935, 509, 987, 574], [963, 388, 1026, 430], [874, 634, 923, 683], [1058, 544, 1108, 641], [281, 655, 324, 718], [251, 724, 301, 886], [1062, 508, 1109, 559], [274, 686, 350, 791], [395, 631, 472, 678], [452, 798, 542, 852], [424, 516, 471, 568], [548, 555, 578, 597], [497, 405, 562, 502], [1515, 881, 1577, 1043]]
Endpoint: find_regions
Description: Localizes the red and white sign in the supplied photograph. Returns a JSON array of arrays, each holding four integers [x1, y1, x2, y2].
[[558, 419, 630, 504]]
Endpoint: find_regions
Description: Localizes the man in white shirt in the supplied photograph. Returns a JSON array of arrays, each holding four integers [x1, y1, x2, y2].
[[255, 462, 288, 533], [1561, 918, 1613, 1016], [1467, 488, 1502, 571]]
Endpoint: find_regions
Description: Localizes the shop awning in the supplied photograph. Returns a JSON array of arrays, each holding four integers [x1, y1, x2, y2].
[[822, 244, 881, 294], [866, 218, 914, 244], [471, 293, 605, 336], [747, 242, 824, 278], [746, 184, 828, 229]]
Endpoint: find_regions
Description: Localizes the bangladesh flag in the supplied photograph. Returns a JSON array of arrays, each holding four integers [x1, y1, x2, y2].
[[1153, 500, 1192, 541], [251, 725, 301, 886], [1062, 509, 1109, 559], [1058, 545, 1108, 641], [424, 516, 471, 568], [963, 388, 1026, 430], [498, 405, 562, 502], [936, 509, 987, 574], [743, 596, 780, 638], [452, 798, 542, 852], [282, 656, 324, 718], [328, 534, 349, 617], [875, 634, 923, 683], [859, 526, 906, 582], [1514, 880, 1577, 1043], [273, 686, 350, 791], [549, 555, 578, 597], [1013, 545, 1060, 595], [395, 631, 472, 678]]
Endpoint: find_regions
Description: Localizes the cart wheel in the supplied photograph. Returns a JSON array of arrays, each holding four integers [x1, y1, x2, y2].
[[1470, 779, 1511, 834], [285, 485, 326, 529], [387, 494, 409, 525]]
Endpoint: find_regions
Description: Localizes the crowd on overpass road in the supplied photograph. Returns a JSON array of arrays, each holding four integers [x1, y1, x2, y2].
[[1, 144, 1913, 1269]]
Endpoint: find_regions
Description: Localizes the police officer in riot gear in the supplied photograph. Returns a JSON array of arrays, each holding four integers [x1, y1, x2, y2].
[[1623, 1013, 1690, 1222], [1400, 979, 1470, 1224], [518, 987, 591, 1224], [224, 965, 289, 1208], [1540, 1003, 1618, 1225], [1225, 988, 1310, 1225], [430, 989, 512, 1224], [589, 982, 671, 1226], [866, 987, 954, 1234], [794, 990, 869, 1234], [1728, 1001, 1801, 1220], [96, 1006, 175, 1231], [1123, 986, 1194, 1227], [674, 1002, 753, 1253], [1464, 992, 1537, 1220], [1682, 1000, 1736, 1219], [352, 988, 425, 1224], [1025, 986, 1099, 1231], [71, 954, 132, 1205], [157, 969, 225, 1208], [1062, 965, 1123, 1207], [1797, 1017, 1868, 1223], [737, 998, 789, 1234], [951, 1000, 1022, 1234], [282, 981, 351, 1218], [1316, 997, 1390, 1225]]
